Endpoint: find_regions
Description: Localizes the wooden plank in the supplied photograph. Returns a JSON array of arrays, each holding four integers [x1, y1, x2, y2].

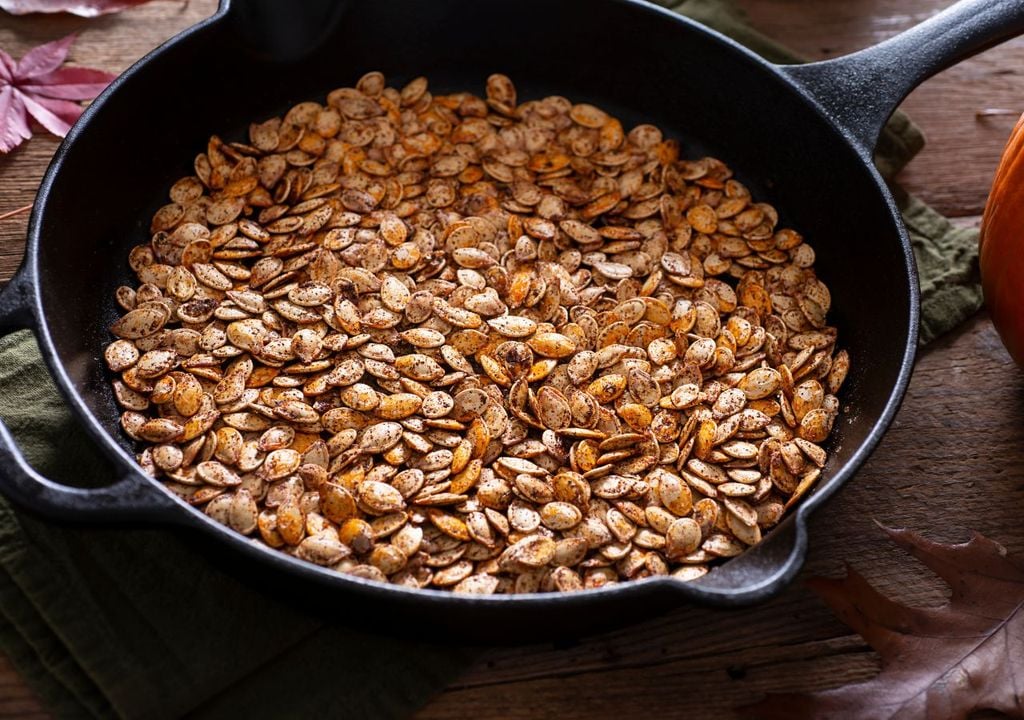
[[0, 656, 48, 720]]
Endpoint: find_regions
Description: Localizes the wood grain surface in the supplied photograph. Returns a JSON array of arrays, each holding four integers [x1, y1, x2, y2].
[[0, 1, 1021, 718]]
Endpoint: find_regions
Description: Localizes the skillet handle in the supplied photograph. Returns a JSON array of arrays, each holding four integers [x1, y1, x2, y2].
[[0, 268, 180, 523], [0, 263, 34, 334], [780, 0, 1024, 154]]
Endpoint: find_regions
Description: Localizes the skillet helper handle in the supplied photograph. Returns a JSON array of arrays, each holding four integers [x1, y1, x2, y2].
[[781, 0, 1024, 153], [0, 268, 179, 523]]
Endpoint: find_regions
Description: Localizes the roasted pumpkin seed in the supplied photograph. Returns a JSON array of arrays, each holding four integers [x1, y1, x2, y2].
[[108, 71, 847, 594]]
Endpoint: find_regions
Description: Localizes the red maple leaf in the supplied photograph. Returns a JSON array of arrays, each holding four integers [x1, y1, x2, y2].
[[0, 1, 152, 17], [0, 33, 116, 153]]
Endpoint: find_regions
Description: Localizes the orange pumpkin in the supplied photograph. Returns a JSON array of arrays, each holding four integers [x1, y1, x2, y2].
[[980, 112, 1024, 365]]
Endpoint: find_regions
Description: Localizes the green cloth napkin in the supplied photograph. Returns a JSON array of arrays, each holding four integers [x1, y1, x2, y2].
[[0, 331, 475, 720], [0, 2, 984, 718]]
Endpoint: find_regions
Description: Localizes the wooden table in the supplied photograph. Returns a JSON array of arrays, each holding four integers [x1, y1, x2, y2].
[[1, 1, 1022, 717]]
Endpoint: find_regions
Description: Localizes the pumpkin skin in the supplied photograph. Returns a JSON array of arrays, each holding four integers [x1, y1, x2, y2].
[[980, 112, 1024, 365]]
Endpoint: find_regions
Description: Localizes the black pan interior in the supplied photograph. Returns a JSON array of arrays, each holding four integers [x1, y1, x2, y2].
[[35, 0, 911, 570]]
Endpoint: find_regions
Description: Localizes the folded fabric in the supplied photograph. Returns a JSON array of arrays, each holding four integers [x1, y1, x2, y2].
[[0, 2, 984, 718]]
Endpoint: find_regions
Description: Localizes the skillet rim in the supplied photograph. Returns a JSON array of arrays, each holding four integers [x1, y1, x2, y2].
[[19, 0, 920, 609]]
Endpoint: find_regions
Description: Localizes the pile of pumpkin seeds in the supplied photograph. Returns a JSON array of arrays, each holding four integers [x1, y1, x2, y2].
[[106, 72, 849, 593]]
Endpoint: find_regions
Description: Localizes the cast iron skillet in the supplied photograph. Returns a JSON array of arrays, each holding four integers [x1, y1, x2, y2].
[[0, 0, 1020, 638]]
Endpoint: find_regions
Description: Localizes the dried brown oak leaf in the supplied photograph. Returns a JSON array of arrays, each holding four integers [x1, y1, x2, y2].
[[747, 527, 1024, 720]]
